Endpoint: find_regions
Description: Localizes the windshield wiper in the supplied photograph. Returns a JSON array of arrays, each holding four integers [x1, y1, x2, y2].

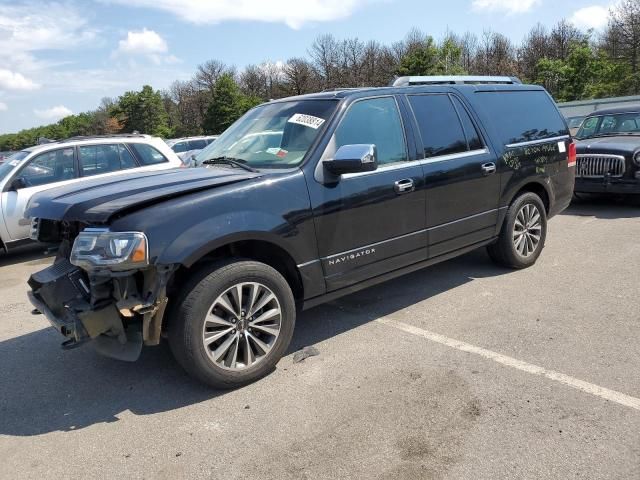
[[202, 156, 258, 173]]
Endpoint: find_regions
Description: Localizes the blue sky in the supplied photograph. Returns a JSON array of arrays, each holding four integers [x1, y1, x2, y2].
[[0, 0, 615, 134]]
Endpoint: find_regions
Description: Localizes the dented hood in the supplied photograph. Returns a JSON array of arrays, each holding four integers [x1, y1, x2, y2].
[[26, 167, 261, 224]]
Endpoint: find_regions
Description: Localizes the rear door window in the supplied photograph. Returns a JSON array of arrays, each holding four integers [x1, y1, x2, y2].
[[474, 90, 568, 145], [131, 143, 169, 165], [79, 144, 129, 177], [118, 144, 137, 169], [189, 139, 207, 150], [408, 94, 468, 158]]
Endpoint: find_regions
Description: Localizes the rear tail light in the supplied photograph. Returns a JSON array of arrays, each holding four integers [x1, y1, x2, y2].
[[568, 141, 576, 167]]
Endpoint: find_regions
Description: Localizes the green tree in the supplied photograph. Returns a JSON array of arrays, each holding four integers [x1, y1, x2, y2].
[[396, 36, 467, 76], [396, 36, 440, 76], [113, 85, 171, 136], [536, 40, 630, 102], [203, 74, 261, 134]]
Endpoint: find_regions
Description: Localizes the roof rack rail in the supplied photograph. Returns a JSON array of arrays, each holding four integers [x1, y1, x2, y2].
[[391, 75, 522, 87], [321, 87, 369, 93], [58, 133, 151, 143]]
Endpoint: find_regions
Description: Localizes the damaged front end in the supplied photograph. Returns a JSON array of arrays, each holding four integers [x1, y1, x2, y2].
[[28, 223, 176, 361]]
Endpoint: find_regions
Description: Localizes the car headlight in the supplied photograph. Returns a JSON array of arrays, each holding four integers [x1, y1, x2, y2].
[[70, 229, 149, 271], [634, 151, 640, 166]]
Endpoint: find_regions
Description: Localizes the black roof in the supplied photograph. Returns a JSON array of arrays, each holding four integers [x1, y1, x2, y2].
[[585, 105, 640, 116], [268, 83, 545, 103]]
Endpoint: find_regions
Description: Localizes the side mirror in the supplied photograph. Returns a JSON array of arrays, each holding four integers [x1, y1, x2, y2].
[[9, 177, 27, 191], [323, 144, 377, 176]]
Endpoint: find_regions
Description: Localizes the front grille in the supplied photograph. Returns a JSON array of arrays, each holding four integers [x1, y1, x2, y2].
[[576, 154, 626, 178]]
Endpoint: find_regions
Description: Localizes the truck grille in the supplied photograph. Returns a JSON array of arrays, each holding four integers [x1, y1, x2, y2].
[[576, 154, 626, 178]]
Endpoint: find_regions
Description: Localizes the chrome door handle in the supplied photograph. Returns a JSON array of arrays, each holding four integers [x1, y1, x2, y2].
[[481, 162, 497, 175], [394, 178, 415, 194]]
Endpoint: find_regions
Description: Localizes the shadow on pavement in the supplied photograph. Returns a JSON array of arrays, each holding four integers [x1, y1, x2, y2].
[[0, 244, 54, 268], [562, 194, 640, 220], [0, 249, 507, 436]]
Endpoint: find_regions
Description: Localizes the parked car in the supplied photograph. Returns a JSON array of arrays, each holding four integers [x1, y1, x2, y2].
[[27, 78, 575, 388], [574, 106, 640, 195], [193, 131, 283, 167], [0, 151, 17, 163], [166, 136, 218, 165], [0, 134, 182, 253], [566, 116, 585, 136]]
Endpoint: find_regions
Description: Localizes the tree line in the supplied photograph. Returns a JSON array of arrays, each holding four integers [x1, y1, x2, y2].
[[2, 0, 640, 151]]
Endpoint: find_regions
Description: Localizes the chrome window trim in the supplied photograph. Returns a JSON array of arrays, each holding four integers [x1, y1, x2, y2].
[[418, 148, 489, 166], [505, 135, 570, 149], [341, 148, 489, 178]]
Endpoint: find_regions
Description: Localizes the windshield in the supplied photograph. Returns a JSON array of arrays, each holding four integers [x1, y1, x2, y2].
[[567, 117, 584, 128], [0, 151, 29, 183], [194, 99, 338, 169], [576, 112, 640, 139]]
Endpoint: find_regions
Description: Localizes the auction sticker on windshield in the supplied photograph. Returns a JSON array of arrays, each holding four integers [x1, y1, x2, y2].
[[288, 113, 325, 129]]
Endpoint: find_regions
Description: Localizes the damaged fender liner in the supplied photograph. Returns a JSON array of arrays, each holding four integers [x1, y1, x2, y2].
[[27, 259, 176, 362]]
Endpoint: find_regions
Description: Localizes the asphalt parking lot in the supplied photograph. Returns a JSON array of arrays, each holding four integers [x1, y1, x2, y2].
[[1, 196, 639, 480]]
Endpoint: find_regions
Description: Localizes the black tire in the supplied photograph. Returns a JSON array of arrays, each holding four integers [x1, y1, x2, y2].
[[168, 259, 296, 389], [487, 192, 547, 269]]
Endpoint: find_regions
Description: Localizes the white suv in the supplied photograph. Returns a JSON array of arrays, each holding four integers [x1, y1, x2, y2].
[[166, 136, 218, 164], [0, 134, 182, 253]]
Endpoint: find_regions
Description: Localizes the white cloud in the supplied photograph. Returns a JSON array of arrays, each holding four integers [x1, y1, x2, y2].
[[107, 0, 373, 29], [117, 29, 168, 54], [0, 69, 39, 91], [34, 105, 73, 121], [114, 29, 180, 65], [0, 102, 7, 112], [0, 3, 98, 72], [472, 0, 541, 14], [570, 5, 611, 29]]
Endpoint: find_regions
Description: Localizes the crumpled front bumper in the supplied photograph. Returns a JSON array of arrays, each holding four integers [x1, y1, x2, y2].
[[27, 260, 144, 360], [28, 260, 91, 344]]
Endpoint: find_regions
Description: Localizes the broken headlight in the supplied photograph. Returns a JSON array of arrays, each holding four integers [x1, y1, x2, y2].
[[70, 229, 149, 271]]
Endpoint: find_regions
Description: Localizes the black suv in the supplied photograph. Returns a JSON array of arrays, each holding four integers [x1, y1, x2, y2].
[[574, 106, 640, 195], [27, 79, 575, 388]]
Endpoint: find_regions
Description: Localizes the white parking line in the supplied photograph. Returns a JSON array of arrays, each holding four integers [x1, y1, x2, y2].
[[377, 318, 640, 412]]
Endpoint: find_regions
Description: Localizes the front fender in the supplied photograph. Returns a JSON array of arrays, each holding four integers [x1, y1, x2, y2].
[[157, 210, 304, 267]]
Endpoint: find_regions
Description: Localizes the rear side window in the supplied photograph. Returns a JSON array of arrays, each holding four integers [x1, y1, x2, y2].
[[475, 90, 568, 145], [131, 143, 169, 165], [408, 94, 467, 158], [171, 142, 187, 153], [189, 139, 207, 150], [451, 96, 483, 151]]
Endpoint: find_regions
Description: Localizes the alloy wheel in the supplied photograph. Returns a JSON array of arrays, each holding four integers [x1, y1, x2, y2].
[[202, 282, 282, 371], [512, 203, 542, 258]]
